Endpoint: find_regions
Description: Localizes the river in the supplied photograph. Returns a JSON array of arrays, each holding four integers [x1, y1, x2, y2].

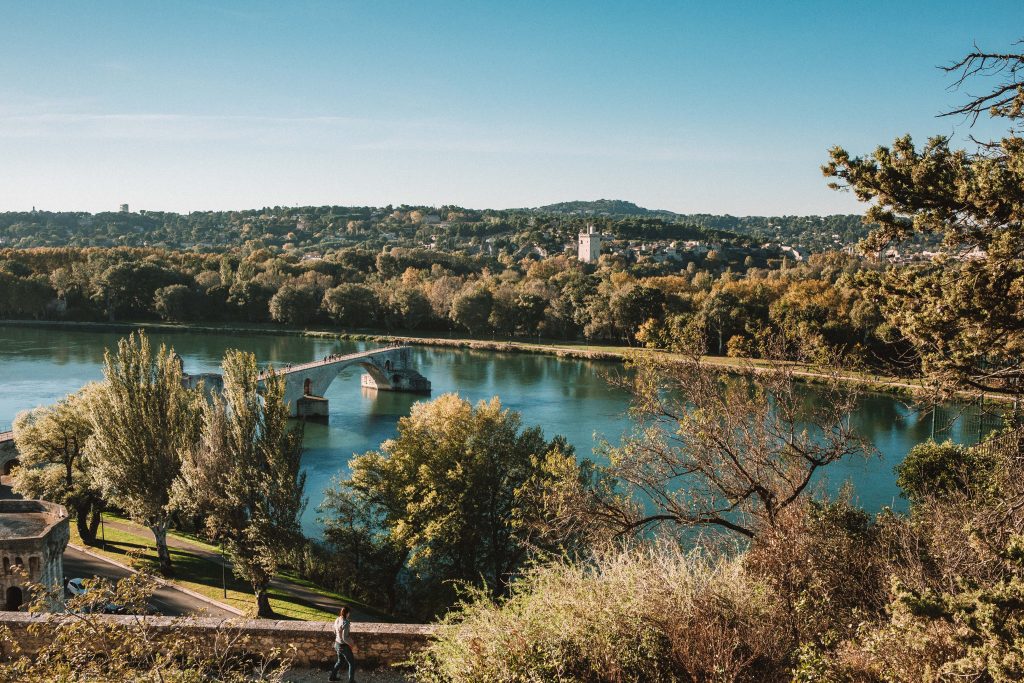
[[0, 324, 995, 536]]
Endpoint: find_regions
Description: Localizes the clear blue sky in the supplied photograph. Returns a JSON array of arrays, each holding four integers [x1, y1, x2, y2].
[[0, 1, 1020, 215]]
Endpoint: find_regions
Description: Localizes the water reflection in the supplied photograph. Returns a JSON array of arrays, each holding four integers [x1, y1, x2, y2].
[[0, 324, 1001, 537]]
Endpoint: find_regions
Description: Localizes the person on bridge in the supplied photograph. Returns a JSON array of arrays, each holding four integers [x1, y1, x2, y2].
[[329, 605, 357, 682]]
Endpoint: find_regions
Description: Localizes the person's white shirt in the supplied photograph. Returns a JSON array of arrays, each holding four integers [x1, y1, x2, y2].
[[334, 616, 353, 647]]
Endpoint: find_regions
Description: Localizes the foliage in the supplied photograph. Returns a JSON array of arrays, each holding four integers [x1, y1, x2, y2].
[[0, 214, 907, 371], [11, 384, 105, 544], [0, 570, 291, 682], [87, 331, 204, 573], [176, 350, 306, 617], [322, 282, 378, 327], [895, 439, 997, 503], [824, 46, 1024, 400], [413, 544, 793, 683], [321, 393, 575, 619]]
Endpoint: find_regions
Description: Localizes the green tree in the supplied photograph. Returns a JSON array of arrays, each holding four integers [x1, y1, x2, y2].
[[449, 285, 493, 335], [268, 281, 320, 326], [318, 480, 408, 613], [823, 43, 1024, 403], [177, 351, 306, 617], [332, 393, 570, 618], [895, 439, 996, 503], [12, 384, 105, 544], [322, 283, 377, 328], [228, 280, 273, 322], [88, 331, 203, 574], [152, 283, 195, 321], [385, 285, 432, 330], [608, 284, 665, 343]]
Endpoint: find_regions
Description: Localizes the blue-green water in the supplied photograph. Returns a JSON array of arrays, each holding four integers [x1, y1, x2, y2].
[[0, 325, 994, 536]]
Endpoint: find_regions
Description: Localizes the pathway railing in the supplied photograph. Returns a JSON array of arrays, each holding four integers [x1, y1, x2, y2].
[[257, 345, 405, 379], [971, 426, 1024, 462]]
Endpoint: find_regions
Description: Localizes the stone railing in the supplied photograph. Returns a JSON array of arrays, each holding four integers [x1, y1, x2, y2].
[[0, 612, 434, 668]]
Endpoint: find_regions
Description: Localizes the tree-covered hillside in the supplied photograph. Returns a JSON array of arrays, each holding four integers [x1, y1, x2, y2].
[[0, 202, 874, 254]]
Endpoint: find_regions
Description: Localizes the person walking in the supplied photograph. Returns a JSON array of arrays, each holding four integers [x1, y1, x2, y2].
[[329, 606, 357, 682]]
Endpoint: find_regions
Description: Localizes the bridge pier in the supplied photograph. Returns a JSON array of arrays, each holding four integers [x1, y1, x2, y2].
[[359, 368, 432, 393], [295, 395, 329, 421]]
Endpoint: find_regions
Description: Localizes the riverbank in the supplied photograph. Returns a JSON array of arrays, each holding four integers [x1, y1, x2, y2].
[[0, 318, 970, 403]]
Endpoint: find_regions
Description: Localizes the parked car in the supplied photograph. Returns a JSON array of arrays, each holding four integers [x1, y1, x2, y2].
[[65, 577, 87, 597], [65, 577, 125, 614]]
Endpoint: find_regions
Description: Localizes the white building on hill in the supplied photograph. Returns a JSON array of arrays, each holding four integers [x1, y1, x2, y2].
[[578, 225, 601, 263]]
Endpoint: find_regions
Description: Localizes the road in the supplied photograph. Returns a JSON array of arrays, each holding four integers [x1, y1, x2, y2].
[[63, 546, 237, 618]]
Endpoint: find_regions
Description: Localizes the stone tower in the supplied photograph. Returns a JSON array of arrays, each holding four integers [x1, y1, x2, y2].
[[0, 500, 69, 611], [578, 225, 601, 263]]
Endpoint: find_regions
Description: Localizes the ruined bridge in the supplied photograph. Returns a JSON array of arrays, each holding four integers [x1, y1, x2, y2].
[[0, 430, 15, 477], [185, 346, 431, 419]]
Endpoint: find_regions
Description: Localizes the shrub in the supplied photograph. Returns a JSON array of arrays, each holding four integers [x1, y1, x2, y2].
[[895, 440, 995, 503], [412, 544, 792, 682]]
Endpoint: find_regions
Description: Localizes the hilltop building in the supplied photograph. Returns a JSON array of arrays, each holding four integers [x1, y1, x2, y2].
[[578, 225, 601, 263], [119, 204, 129, 213]]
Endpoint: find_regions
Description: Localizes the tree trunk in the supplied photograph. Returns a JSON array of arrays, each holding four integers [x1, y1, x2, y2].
[[88, 505, 101, 542], [75, 502, 96, 545], [150, 523, 173, 575], [255, 584, 274, 618]]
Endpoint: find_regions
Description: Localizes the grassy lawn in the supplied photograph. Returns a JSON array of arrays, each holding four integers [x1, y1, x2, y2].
[[71, 516, 339, 621], [99, 514, 387, 617]]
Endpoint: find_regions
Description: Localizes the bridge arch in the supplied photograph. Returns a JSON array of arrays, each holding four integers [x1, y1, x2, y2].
[[186, 346, 432, 418], [278, 347, 431, 416]]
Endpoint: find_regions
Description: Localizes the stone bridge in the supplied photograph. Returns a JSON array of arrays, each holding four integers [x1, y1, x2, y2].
[[0, 431, 16, 477], [185, 345, 431, 419]]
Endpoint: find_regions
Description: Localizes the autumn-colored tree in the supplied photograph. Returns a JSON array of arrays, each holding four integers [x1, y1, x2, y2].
[[327, 393, 572, 618]]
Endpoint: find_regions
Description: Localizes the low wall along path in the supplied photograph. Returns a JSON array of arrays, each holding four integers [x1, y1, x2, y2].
[[0, 612, 434, 668]]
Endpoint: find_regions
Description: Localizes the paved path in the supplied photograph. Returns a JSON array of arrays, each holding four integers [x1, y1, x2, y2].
[[285, 668, 411, 682], [63, 545, 237, 618], [102, 519, 375, 620]]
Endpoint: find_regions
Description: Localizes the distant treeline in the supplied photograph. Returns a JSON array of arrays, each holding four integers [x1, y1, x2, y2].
[[0, 244, 912, 373]]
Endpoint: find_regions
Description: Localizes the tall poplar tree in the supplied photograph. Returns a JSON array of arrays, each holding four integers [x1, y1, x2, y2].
[[177, 350, 306, 617], [88, 331, 203, 574]]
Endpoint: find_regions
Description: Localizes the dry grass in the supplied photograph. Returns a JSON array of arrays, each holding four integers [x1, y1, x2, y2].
[[413, 543, 793, 683]]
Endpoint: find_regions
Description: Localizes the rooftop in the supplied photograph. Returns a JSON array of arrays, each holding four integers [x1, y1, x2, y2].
[[0, 500, 67, 541]]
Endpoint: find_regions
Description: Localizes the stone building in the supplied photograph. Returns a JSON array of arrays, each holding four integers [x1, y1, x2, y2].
[[578, 224, 602, 263], [0, 500, 69, 611]]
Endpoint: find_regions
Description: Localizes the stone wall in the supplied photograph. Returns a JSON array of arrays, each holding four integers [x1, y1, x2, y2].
[[0, 612, 434, 668]]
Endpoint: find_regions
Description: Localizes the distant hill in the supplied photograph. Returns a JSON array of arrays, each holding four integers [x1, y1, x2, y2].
[[534, 199, 674, 217], [531, 199, 873, 251]]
